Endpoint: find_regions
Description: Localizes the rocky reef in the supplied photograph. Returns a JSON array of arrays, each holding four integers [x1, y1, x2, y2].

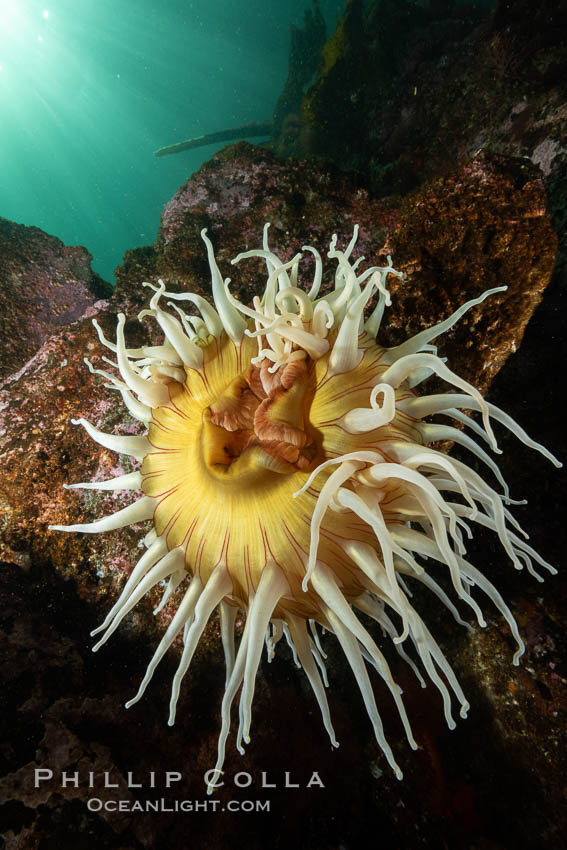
[[0, 219, 111, 379]]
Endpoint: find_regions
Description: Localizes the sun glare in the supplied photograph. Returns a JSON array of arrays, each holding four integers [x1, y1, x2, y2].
[[0, 1, 51, 69]]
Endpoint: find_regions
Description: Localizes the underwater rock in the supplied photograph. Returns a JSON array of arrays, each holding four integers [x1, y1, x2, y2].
[[271, 0, 327, 143], [386, 151, 558, 392], [286, 0, 567, 200], [0, 218, 112, 379]]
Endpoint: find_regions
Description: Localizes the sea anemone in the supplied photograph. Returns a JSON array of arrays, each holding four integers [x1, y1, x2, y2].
[[50, 225, 560, 792]]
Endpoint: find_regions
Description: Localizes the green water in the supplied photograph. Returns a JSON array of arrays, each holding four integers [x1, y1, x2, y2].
[[0, 0, 344, 283]]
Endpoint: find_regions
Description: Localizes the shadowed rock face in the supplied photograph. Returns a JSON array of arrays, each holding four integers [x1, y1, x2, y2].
[[0, 146, 564, 849], [285, 0, 567, 202], [0, 218, 112, 380]]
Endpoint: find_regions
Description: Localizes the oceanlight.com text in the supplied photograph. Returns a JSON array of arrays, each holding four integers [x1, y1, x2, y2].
[[87, 797, 271, 813]]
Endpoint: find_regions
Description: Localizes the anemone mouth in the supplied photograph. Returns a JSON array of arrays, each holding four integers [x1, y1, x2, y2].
[[50, 223, 561, 793], [196, 340, 321, 479]]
